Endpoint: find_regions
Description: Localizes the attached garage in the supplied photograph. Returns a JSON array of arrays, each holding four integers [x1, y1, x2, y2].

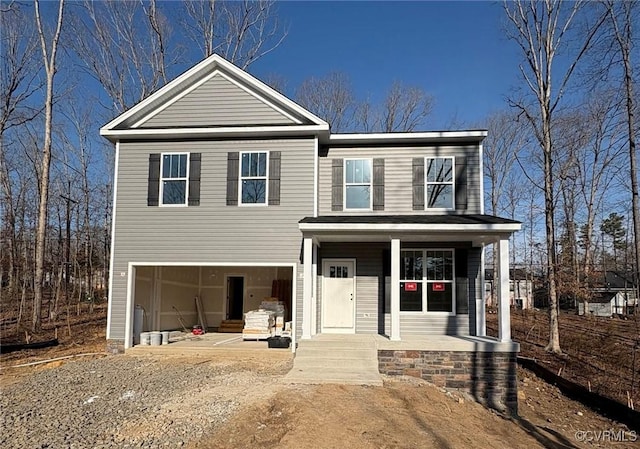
[[130, 264, 293, 339]]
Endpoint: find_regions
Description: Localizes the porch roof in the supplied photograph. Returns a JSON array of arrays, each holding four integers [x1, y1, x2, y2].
[[299, 214, 521, 245]]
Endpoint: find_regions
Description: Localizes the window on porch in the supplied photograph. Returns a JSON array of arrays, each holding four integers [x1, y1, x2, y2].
[[400, 249, 454, 313]]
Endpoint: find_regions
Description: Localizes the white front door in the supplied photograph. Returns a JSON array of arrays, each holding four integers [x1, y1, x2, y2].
[[322, 260, 356, 333]]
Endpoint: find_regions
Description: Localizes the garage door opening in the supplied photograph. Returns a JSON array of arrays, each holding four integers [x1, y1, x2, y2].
[[131, 265, 293, 340]]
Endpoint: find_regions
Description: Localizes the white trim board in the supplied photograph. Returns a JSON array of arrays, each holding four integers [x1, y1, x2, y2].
[[299, 223, 522, 233]]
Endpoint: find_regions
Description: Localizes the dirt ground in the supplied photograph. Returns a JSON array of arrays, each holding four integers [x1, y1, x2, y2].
[[488, 309, 640, 408], [2, 309, 638, 448], [191, 371, 637, 449]]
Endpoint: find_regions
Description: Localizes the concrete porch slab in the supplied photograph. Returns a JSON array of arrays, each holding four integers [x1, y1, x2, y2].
[[125, 332, 292, 360]]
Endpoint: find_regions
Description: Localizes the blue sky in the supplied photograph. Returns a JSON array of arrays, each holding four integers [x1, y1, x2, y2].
[[250, 1, 521, 129]]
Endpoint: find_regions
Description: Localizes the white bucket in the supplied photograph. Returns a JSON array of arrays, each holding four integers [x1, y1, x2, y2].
[[150, 331, 162, 346], [140, 332, 151, 346], [161, 331, 170, 345]]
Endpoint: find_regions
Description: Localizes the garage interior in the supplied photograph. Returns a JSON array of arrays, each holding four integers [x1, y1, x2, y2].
[[132, 265, 293, 334]]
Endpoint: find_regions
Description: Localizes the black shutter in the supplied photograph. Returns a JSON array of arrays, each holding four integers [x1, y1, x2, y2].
[[147, 153, 160, 206], [455, 156, 467, 210], [188, 153, 201, 206], [412, 157, 424, 210], [226, 152, 239, 206], [456, 248, 469, 314], [268, 151, 281, 205], [373, 158, 385, 211], [331, 158, 343, 211]]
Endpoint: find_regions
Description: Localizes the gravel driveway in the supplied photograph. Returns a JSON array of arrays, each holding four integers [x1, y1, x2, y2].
[[0, 355, 292, 448]]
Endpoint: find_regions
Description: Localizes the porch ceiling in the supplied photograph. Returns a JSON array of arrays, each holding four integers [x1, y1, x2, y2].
[[299, 214, 521, 246]]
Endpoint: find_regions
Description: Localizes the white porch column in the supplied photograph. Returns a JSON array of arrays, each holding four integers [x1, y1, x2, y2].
[[496, 238, 511, 342], [477, 244, 487, 337], [311, 244, 318, 336], [302, 237, 313, 339], [390, 238, 401, 341]]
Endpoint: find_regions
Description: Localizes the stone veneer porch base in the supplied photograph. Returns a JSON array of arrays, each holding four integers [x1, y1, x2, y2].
[[378, 349, 518, 416]]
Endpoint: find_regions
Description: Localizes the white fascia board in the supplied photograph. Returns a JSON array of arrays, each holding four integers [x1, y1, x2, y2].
[[102, 54, 329, 132], [100, 124, 329, 142], [328, 130, 488, 145], [129, 261, 296, 268], [298, 222, 522, 233]]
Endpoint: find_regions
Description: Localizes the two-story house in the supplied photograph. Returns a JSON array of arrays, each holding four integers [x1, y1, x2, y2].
[[101, 54, 521, 414]]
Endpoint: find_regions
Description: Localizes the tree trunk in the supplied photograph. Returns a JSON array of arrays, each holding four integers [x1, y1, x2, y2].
[[32, 0, 64, 332], [543, 115, 562, 353]]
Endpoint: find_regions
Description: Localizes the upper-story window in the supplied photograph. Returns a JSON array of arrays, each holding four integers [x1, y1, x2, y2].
[[161, 153, 189, 205], [240, 151, 268, 204], [425, 157, 454, 209], [344, 159, 372, 210]]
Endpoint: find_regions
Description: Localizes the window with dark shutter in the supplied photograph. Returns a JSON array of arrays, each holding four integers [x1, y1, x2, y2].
[[147, 153, 160, 206], [226, 152, 239, 205], [373, 158, 385, 211], [188, 153, 201, 206], [268, 151, 281, 205], [412, 157, 424, 210], [455, 155, 467, 210], [331, 158, 343, 211]]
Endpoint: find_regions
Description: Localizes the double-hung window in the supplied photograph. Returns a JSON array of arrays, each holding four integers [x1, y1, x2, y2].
[[344, 159, 372, 210], [161, 153, 189, 206], [240, 151, 268, 204], [425, 157, 454, 209], [400, 249, 455, 313]]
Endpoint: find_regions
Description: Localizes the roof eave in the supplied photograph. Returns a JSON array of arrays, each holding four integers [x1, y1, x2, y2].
[[100, 124, 330, 143], [298, 222, 522, 233], [324, 130, 488, 146]]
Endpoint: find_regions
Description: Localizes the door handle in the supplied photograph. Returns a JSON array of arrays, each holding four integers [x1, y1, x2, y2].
[[350, 293, 353, 301]]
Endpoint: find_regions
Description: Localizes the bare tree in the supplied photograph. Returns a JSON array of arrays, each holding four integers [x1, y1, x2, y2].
[[182, 0, 286, 68], [504, 0, 607, 353], [296, 72, 356, 132], [32, 0, 65, 331], [483, 110, 526, 305], [381, 81, 433, 132], [69, 0, 176, 113], [604, 0, 640, 304]]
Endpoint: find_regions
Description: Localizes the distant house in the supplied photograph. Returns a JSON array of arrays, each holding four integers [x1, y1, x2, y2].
[[580, 271, 638, 316], [485, 268, 533, 310]]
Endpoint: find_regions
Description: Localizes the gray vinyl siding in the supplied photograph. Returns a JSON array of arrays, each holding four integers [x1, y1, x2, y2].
[[109, 138, 314, 339], [384, 314, 470, 335], [319, 145, 481, 215], [141, 74, 295, 128], [318, 243, 386, 334]]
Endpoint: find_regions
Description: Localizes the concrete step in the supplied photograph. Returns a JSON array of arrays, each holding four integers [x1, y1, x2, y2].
[[291, 359, 379, 370], [292, 349, 376, 359]]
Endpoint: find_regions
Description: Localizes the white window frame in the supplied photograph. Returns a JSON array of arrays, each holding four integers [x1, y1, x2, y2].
[[400, 248, 456, 315], [159, 152, 189, 207], [343, 158, 373, 211], [239, 150, 269, 206], [425, 156, 455, 211]]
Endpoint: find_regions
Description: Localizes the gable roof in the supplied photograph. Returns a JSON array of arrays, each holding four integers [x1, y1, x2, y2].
[[100, 54, 329, 142]]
